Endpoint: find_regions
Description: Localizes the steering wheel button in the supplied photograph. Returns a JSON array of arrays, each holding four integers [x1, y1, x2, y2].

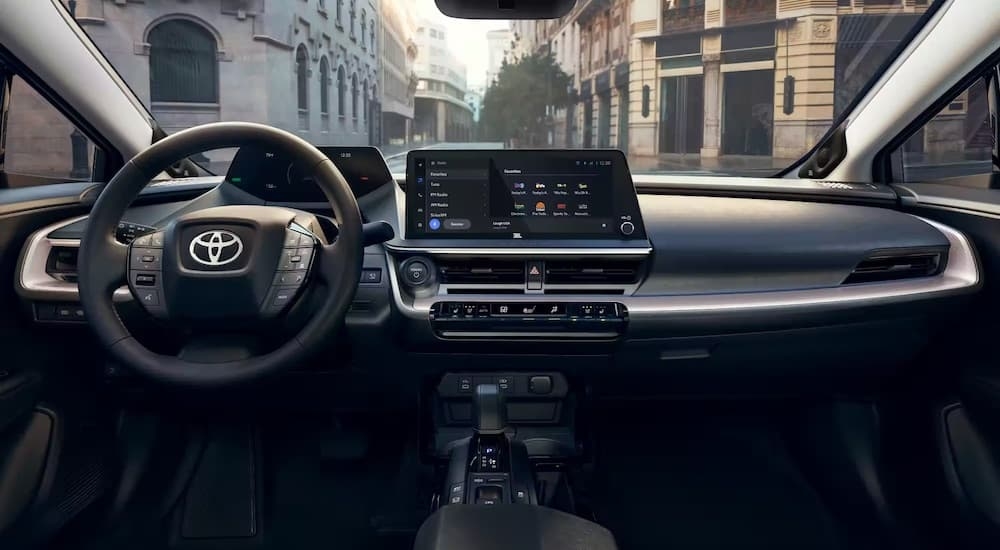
[[272, 288, 296, 307], [149, 232, 164, 247], [136, 289, 159, 306], [274, 271, 306, 285], [135, 273, 157, 287], [133, 234, 152, 247], [284, 231, 303, 247], [130, 248, 162, 270]]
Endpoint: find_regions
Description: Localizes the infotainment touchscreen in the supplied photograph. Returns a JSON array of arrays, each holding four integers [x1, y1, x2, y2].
[[405, 150, 645, 240]]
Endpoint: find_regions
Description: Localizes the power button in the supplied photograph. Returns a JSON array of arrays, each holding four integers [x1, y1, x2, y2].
[[619, 221, 635, 236]]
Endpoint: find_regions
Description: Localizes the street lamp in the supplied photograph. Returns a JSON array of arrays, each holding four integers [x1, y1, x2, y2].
[[66, 0, 90, 179]]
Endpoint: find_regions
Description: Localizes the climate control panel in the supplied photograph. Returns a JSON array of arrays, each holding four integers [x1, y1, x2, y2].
[[430, 301, 627, 339]]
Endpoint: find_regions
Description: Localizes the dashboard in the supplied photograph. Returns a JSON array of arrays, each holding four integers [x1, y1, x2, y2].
[[12, 146, 983, 392]]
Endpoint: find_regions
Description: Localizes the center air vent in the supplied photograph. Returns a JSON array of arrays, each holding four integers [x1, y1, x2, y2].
[[544, 260, 642, 285], [843, 251, 944, 285], [438, 259, 526, 285]]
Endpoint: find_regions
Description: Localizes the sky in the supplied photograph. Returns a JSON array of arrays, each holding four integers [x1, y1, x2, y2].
[[415, 0, 509, 89]]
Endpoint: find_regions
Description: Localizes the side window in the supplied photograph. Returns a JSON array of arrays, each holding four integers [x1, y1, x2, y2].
[[896, 75, 994, 182], [3, 77, 97, 187]]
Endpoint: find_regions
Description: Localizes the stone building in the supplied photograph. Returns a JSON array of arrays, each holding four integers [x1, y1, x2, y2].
[[412, 20, 474, 143], [70, 0, 380, 168], [627, 0, 938, 164], [380, 0, 419, 151], [485, 29, 513, 86]]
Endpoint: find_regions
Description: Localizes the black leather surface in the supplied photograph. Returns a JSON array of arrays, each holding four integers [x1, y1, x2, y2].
[[636, 195, 949, 295], [414, 505, 618, 550]]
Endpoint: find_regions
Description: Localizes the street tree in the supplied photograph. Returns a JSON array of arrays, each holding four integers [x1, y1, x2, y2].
[[480, 53, 572, 147]]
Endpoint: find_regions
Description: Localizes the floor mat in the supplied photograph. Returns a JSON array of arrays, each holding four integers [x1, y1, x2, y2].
[[588, 406, 851, 550], [259, 417, 422, 550]]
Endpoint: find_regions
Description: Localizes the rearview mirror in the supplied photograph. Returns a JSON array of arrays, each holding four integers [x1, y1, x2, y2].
[[435, 0, 575, 20]]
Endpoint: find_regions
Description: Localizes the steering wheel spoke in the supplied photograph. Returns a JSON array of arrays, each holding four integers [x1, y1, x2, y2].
[[314, 238, 354, 289]]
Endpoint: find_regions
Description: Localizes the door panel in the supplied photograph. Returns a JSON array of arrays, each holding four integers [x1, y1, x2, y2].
[[899, 192, 1000, 548]]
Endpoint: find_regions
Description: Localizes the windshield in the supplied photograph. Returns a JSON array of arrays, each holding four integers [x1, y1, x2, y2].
[[65, 0, 935, 176]]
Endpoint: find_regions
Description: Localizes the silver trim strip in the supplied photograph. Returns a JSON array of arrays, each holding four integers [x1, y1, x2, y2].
[[16, 216, 133, 303], [388, 215, 979, 321], [384, 243, 653, 256]]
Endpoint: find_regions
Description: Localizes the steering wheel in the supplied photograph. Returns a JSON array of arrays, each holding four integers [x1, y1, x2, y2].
[[78, 122, 363, 387]]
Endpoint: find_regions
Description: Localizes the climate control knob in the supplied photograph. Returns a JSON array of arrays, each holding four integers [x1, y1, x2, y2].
[[619, 221, 635, 236]]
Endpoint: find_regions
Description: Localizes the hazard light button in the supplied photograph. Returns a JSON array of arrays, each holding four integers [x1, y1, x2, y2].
[[527, 261, 543, 290]]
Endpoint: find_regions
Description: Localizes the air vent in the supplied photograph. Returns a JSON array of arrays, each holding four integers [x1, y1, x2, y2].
[[843, 251, 943, 285], [544, 260, 642, 285], [46, 246, 79, 282], [438, 259, 526, 285]]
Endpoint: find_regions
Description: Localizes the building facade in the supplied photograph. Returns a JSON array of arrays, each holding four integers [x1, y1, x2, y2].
[[627, 0, 939, 165], [412, 20, 474, 143], [501, 0, 978, 170], [485, 29, 513, 86], [380, 0, 419, 151], [71, 0, 380, 168]]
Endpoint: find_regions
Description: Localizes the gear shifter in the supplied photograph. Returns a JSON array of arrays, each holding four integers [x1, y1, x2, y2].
[[473, 383, 507, 435], [441, 383, 536, 506]]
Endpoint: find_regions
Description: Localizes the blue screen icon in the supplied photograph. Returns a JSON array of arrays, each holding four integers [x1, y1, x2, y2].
[[429, 218, 441, 230]]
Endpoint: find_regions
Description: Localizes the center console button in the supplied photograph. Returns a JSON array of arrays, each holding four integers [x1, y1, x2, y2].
[[527, 261, 543, 290], [529, 375, 553, 395], [403, 259, 430, 285], [475, 485, 503, 505]]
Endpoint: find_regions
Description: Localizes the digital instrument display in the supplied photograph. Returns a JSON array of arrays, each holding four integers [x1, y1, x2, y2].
[[405, 150, 645, 240], [226, 146, 393, 202]]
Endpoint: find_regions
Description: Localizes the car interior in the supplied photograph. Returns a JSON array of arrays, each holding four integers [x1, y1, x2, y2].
[[0, 0, 999, 549]]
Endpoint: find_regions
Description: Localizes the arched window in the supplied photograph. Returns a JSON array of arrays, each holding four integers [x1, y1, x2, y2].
[[336, 0, 343, 25], [349, 0, 356, 39], [361, 12, 367, 49], [351, 73, 359, 122], [370, 20, 375, 55], [319, 56, 330, 114], [337, 65, 346, 117], [295, 45, 309, 111], [148, 19, 218, 103], [363, 79, 369, 123]]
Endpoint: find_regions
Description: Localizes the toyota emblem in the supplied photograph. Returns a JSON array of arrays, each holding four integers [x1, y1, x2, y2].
[[189, 230, 244, 266]]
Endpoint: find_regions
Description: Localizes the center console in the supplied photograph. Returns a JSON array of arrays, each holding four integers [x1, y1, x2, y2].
[[387, 149, 651, 343]]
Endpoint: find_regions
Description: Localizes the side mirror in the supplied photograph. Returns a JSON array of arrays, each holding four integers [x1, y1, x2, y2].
[[435, 0, 575, 20]]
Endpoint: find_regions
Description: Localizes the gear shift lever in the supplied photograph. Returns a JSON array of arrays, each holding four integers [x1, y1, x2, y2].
[[473, 383, 507, 435], [441, 382, 536, 505]]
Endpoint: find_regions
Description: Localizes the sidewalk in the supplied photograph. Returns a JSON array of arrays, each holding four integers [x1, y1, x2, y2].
[[627, 154, 792, 176]]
